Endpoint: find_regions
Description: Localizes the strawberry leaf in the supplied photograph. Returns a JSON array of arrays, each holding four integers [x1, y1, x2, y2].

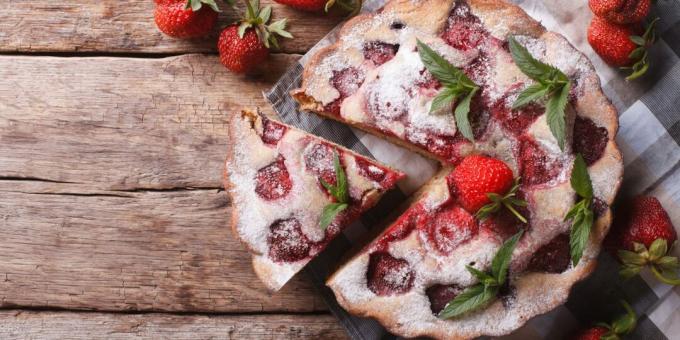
[[258, 5, 272, 23], [648, 238, 668, 261], [318, 202, 348, 231], [620, 264, 642, 279]]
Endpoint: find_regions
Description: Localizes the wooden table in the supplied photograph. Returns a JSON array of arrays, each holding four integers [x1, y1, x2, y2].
[[0, 1, 349, 338]]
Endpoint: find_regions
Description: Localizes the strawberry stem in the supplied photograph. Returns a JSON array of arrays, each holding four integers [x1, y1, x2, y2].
[[650, 266, 680, 285], [503, 201, 527, 223]]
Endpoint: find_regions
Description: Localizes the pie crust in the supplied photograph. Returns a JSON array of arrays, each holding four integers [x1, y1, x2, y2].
[[292, 0, 623, 338]]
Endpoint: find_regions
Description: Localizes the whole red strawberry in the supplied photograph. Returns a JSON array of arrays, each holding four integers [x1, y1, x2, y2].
[[154, 0, 220, 39], [274, 0, 361, 14], [572, 301, 636, 340], [589, 0, 651, 24], [448, 155, 527, 223], [587, 17, 658, 80], [607, 195, 680, 285], [218, 1, 292, 73]]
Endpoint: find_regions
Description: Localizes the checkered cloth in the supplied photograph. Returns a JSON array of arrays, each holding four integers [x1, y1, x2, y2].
[[264, 0, 680, 338]]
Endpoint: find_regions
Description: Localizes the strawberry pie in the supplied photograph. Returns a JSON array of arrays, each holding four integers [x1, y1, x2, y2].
[[225, 109, 405, 291], [291, 0, 624, 338]]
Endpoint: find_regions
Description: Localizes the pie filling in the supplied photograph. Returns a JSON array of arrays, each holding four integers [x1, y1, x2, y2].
[[229, 112, 405, 285], [294, 0, 618, 327]]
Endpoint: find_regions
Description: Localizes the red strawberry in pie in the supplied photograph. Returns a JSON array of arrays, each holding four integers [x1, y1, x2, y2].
[[225, 109, 404, 291]]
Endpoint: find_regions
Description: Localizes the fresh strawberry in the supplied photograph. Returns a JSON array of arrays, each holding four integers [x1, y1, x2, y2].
[[587, 17, 658, 80], [217, 0, 292, 73], [154, 0, 220, 39], [274, 0, 361, 14], [448, 155, 527, 223], [572, 301, 636, 340], [572, 326, 610, 340], [588, 0, 651, 25], [607, 196, 680, 285]]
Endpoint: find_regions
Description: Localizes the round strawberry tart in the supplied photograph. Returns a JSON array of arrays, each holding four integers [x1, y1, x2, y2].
[[289, 0, 624, 338]]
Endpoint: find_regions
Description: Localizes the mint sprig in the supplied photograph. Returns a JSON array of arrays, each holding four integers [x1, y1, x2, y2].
[[508, 36, 571, 150], [318, 152, 349, 230], [438, 230, 523, 319], [417, 40, 480, 142], [565, 154, 594, 266], [476, 177, 528, 223]]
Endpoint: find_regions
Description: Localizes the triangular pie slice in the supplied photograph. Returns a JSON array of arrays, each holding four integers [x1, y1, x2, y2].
[[225, 109, 405, 291], [293, 0, 623, 338]]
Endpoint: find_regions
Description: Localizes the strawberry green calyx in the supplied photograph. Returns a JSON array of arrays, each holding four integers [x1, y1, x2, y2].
[[476, 178, 528, 223], [624, 18, 659, 81], [238, 0, 293, 49], [618, 238, 680, 285], [185, 0, 224, 12], [594, 300, 637, 340], [324, 0, 363, 16]]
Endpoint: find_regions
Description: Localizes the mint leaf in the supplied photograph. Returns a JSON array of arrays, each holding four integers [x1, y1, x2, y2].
[[508, 36, 571, 150], [570, 154, 593, 198], [491, 230, 524, 284], [508, 36, 553, 82], [429, 87, 458, 114], [569, 204, 593, 266], [318, 202, 348, 231], [437, 284, 498, 319], [318, 152, 350, 230], [566, 153, 595, 266], [417, 40, 466, 86], [512, 83, 549, 109], [454, 87, 478, 141], [545, 81, 570, 150], [466, 265, 497, 285], [417, 40, 479, 142]]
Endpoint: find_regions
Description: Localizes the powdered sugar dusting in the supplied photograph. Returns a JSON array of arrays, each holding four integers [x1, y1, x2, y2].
[[227, 112, 403, 290]]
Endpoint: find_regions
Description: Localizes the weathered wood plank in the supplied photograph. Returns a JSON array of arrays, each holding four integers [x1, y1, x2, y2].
[[0, 54, 298, 190], [0, 180, 326, 312], [0, 0, 342, 54], [0, 311, 348, 339]]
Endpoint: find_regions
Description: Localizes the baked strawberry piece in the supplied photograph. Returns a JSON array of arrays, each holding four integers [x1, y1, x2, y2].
[[225, 109, 405, 291]]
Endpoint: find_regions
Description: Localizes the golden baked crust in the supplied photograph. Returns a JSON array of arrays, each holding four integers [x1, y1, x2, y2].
[[293, 0, 623, 338]]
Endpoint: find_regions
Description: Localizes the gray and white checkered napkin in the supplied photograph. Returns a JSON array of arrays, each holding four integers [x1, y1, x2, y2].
[[264, 0, 680, 338]]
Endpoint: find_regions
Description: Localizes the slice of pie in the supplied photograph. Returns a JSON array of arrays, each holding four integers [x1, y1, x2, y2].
[[224, 109, 405, 291], [293, 0, 623, 338]]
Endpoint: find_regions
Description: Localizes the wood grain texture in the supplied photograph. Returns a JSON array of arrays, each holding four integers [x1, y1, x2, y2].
[[0, 180, 326, 312], [0, 54, 332, 312], [0, 0, 342, 54], [0, 54, 298, 190], [0, 311, 348, 339]]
